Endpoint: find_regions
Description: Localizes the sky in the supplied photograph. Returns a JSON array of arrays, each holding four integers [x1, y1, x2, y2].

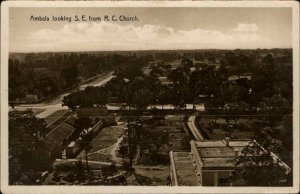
[[9, 7, 292, 52]]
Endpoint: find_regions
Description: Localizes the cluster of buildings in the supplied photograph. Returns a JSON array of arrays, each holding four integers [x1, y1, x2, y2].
[[43, 107, 116, 161], [169, 138, 291, 186]]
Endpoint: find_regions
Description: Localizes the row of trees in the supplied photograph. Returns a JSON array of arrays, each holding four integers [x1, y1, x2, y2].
[[62, 54, 292, 114], [9, 53, 154, 102], [62, 75, 160, 110], [9, 57, 79, 101], [10, 49, 292, 106]]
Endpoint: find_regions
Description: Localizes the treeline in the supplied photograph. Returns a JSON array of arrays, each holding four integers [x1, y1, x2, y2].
[[63, 50, 293, 113], [9, 53, 153, 102]]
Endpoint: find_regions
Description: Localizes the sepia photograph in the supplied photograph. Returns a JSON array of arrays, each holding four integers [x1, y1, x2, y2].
[[1, 1, 299, 193]]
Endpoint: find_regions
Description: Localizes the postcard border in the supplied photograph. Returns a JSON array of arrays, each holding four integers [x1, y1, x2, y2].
[[1, 1, 299, 194]]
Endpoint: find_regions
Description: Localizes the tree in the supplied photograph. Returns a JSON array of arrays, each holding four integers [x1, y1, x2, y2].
[[62, 91, 82, 110], [158, 88, 171, 110], [83, 86, 107, 107], [37, 76, 59, 97], [167, 68, 187, 85], [149, 66, 164, 77], [74, 118, 92, 131], [94, 87, 107, 107], [252, 75, 273, 98], [132, 88, 153, 109], [258, 94, 291, 115], [220, 83, 246, 103], [236, 141, 292, 186], [204, 97, 224, 115], [262, 53, 275, 65], [274, 115, 293, 166], [124, 118, 142, 171], [177, 83, 192, 107], [116, 65, 144, 80], [9, 59, 22, 101], [9, 110, 49, 184], [225, 101, 249, 125], [258, 94, 291, 130], [105, 76, 127, 99], [170, 86, 185, 109], [60, 64, 78, 87], [181, 57, 193, 74]]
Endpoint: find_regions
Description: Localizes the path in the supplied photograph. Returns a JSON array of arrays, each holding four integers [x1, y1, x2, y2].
[[77, 124, 125, 165], [81, 160, 122, 167], [187, 115, 204, 141], [14, 72, 115, 118], [110, 135, 124, 164]]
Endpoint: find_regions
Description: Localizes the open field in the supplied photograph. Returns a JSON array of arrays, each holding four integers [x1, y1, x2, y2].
[[137, 116, 191, 165], [127, 165, 170, 186], [77, 126, 124, 163]]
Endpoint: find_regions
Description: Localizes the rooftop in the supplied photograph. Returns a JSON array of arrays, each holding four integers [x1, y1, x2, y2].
[[192, 140, 251, 169], [170, 139, 291, 186], [157, 76, 173, 86], [64, 116, 77, 126], [45, 122, 75, 151], [228, 75, 252, 81], [194, 140, 251, 148], [170, 151, 199, 186]]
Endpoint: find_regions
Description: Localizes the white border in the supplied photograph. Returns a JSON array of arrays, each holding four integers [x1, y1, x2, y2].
[[1, 1, 299, 194]]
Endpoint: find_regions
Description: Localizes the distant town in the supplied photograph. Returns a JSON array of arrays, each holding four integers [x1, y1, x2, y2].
[[9, 48, 293, 186]]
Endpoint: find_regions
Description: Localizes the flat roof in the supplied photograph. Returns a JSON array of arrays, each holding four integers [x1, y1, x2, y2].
[[45, 122, 75, 151], [198, 147, 235, 158], [202, 158, 236, 168], [193, 140, 251, 169], [195, 140, 251, 148], [171, 151, 199, 186]]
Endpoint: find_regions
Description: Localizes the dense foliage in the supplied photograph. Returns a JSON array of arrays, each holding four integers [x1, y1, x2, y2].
[[61, 49, 292, 112], [9, 110, 49, 184], [9, 52, 153, 102], [236, 139, 292, 186]]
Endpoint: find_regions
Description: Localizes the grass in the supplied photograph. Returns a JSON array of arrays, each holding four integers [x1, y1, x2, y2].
[[126, 165, 170, 186], [138, 116, 190, 165], [76, 126, 124, 162]]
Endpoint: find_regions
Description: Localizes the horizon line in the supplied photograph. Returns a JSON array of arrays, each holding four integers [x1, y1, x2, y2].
[[9, 47, 293, 54]]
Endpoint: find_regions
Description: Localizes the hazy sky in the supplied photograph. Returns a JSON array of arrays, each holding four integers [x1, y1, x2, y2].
[[9, 7, 292, 52]]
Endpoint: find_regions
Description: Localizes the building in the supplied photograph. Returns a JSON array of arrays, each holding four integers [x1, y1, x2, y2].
[[76, 107, 116, 125], [44, 117, 77, 159], [65, 141, 79, 158], [65, 119, 104, 158], [169, 138, 290, 186], [157, 76, 173, 87], [227, 74, 252, 82], [24, 94, 39, 103]]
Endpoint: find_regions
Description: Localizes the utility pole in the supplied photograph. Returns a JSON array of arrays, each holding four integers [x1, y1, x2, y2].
[[84, 145, 93, 173], [127, 121, 133, 171], [85, 149, 88, 172]]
